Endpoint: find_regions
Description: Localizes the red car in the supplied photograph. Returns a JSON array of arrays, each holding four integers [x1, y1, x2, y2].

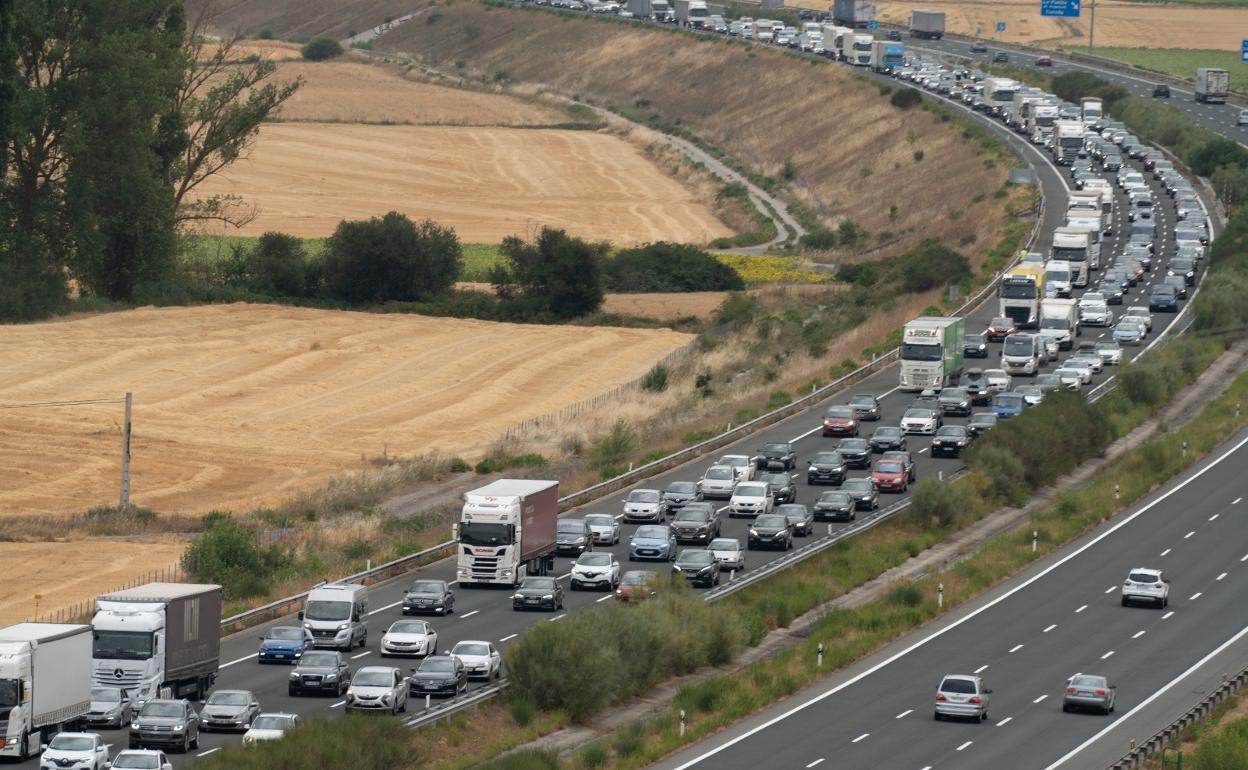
[[822, 406, 859, 437], [615, 571, 659, 603], [1035, 56, 1053, 67], [1126, 260, 1147, 283], [985, 317, 1017, 342], [870, 459, 909, 493]]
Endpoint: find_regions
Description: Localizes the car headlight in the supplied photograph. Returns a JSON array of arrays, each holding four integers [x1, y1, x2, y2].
[[289, 671, 299, 680], [542, 594, 554, 600], [346, 688, 354, 698], [131, 722, 141, 730], [326, 673, 338, 681], [749, 529, 759, 536], [336, 623, 349, 632], [512, 593, 522, 599], [173, 724, 185, 732], [303, 622, 312, 629]]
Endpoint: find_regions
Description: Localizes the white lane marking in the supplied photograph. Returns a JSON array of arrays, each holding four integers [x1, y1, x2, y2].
[[197, 748, 220, 757], [1047, 623, 1248, 768], [806, 760, 825, 769], [997, 717, 1013, 727], [549, 614, 566, 622], [1210, 514, 1220, 521], [499, 633, 518, 642], [1043, 624, 1057, 633], [1163, 611, 1175, 619], [1009, 644, 1023, 653], [852, 733, 870, 743], [352, 651, 371, 659], [1218, 572, 1228, 581], [1104, 586, 1117, 594], [1234, 497, 1243, 505], [1034, 694, 1048, 704], [368, 600, 401, 616], [974, 664, 989, 673], [331, 700, 346, 708], [716, 505, 730, 515], [1075, 605, 1088, 613], [1161, 548, 1172, 556], [1242, 554, 1248, 563], [1133, 630, 1146, 639], [896, 709, 913, 719], [1101, 650, 1115, 660], [460, 610, 480, 618], [1191, 592, 1203, 601], [918, 447, 929, 454], [597, 595, 614, 602], [222, 653, 259, 668], [790, 425, 823, 443], [956, 741, 973, 751], [667, 434, 1248, 770], [1185, 530, 1196, 539]]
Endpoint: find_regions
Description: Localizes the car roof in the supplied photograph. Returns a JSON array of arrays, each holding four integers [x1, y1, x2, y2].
[[1130, 567, 1161, 575]]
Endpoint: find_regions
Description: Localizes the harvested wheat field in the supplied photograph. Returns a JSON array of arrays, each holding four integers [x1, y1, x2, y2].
[[0, 538, 185, 626], [0, 304, 692, 516], [192, 122, 730, 244], [876, 0, 1247, 50]]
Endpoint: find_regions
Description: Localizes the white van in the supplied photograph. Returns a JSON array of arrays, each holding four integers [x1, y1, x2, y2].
[[300, 583, 369, 651], [1001, 332, 1043, 377], [1045, 260, 1073, 298]]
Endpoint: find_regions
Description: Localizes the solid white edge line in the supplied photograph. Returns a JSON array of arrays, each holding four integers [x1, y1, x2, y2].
[[222, 653, 258, 668], [665, 431, 1248, 770], [197, 748, 220, 757], [1046, 622, 1248, 768]]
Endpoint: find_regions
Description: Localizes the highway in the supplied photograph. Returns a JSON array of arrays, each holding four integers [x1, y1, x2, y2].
[[22, 22, 1214, 770]]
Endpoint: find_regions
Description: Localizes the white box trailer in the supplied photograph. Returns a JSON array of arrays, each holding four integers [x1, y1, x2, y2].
[[0, 623, 92, 760]]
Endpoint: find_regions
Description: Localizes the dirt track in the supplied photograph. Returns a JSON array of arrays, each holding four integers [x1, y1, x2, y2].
[[0, 304, 692, 516]]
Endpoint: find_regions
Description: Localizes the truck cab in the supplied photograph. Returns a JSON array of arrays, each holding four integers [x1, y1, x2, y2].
[[1044, 260, 1073, 298], [1050, 227, 1091, 287], [851, 33, 873, 66], [899, 316, 965, 391], [300, 583, 368, 651]]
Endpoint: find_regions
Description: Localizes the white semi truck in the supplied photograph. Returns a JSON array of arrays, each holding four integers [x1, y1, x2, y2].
[[457, 480, 559, 587], [899, 316, 965, 391], [1196, 68, 1229, 104], [982, 78, 1020, 119], [850, 33, 874, 66], [1071, 185, 1113, 234], [0, 623, 91, 761], [1080, 97, 1103, 125], [91, 583, 221, 705], [1054, 119, 1085, 165], [1050, 226, 1092, 287], [1028, 102, 1058, 145], [1064, 212, 1104, 271]]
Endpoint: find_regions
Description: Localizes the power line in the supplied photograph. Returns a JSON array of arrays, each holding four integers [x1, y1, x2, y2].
[[0, 397, 125, 410]]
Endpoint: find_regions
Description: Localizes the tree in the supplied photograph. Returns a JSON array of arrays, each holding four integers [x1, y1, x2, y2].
[[891, 238, 971, 293], [322, 212, 463, 304], [248, 232, 308, 296], [301, 37, 343, 61], [494, 227, 606, 319], [603, 242, 744, 293]]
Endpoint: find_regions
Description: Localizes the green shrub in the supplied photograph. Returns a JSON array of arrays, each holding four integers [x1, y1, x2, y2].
[[799, 227, 838, 251], [890, 87, 922, 109], [767, 390, 792, 409], [248, 231, 308, 296], [449, 457, 471, 473], [476, 749, 563, 770], [642, 363, 669, 392], [712, 292, 757, 328], [603, 242, 744, 293], [300, 37, 343, 61], [588, 419, 638, 469], [494, 228, 606, 320], [508, 697, 537, 727], [257, 28, 274, 40], [322, 212, 462, 303], [196, 715, 416, 769], [889, 238, 970, 293]]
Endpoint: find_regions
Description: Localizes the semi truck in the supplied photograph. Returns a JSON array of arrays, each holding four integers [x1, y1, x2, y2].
[[1076, 182, 1114, 233], [899, 316, 965, 391], [673, 0, 710, 27], [627, 0, 674, 21], [1080, 97, 1103, 125], [1038, 298, 1080, 350], [0, 623, 91, 761], [1050, 226, 1092, 286], [833, 0, 876, 28], [998, 264, 1046, 328], [91, 583, 222, 705], [909, 9, 944, 39], [870, 40, 904, 72], [822, 24, 852, 59], [1064, 212, 1104, 271], [982, 77, 1021, 118], [1195, 68, 1229, 104], [849, 33, 874, 66], [1028, 102, 1058, 145], [1053, 119, 1085, 165], [457, 479, 559, 587]]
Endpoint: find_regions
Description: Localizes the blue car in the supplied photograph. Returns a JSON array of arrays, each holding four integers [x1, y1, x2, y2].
[[1149, 286, 1179, 313], [258, 626, 314, 663], [991, 392, 1026, 419], [629, 525, 677, 562]]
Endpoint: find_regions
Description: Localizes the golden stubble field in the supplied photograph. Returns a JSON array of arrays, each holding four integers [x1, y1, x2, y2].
[[0, 304, 692, 517]]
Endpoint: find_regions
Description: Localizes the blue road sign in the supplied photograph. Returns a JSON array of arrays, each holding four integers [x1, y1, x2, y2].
[[1242, 40, 1248, 63], [1041, 0, 1081, 18], [868, 19, 879, 29], [996, 21, 1006, 32]]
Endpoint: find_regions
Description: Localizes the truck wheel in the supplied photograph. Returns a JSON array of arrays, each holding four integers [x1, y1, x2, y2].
[[18, 731, 28, 761]]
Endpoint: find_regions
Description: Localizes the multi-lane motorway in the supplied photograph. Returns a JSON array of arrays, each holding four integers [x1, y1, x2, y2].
[[25, 24, 1223, 770]]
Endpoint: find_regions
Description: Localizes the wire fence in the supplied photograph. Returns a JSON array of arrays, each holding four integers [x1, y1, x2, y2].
[[28, 562, 185, 626]]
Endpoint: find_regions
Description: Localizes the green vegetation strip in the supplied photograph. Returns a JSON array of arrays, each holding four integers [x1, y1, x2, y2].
[[1059, 47, 1245, 83]]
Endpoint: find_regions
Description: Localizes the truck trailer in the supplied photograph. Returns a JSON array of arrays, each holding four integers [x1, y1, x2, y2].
[[1039, 298, 1080, 350], [457, 480, 559, 587], [832, 0, 876, 28], [909, 9, 944, 39], [1195, 68, 1229, 104], [870, 40, 904, 72], [91, 583, 222, 705], [0, 623, 91, 761], [899, 316, 965, 391]]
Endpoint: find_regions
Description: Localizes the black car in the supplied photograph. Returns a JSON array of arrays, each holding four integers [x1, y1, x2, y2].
[[967, 412, 998, 438], [409, 655, 468, 697], [813, 490, 854, 521], [762, 471, 797, 504], [662, 480, 702, 512], [1152, 83, 1170, 98], [402, 579, 455, 616], [886, 29, 902, 41], [837, 437, 872, 469], [963, 333, 989, 358], [806, 450, 847, 485], [673, 549, 721, 587], [747, 514, 794, 550], [849, 393, 882, 421], [555, 518, 593, 555], [755, 442, 797, 470], [869, 426, 907, 453], [512, 576, 564, 612], [776, 503, 814, 536], [931, 425, 971, 457], [1162, 274, 1189, 299], [1168, 256, 1197, 286], [937, 387, 972, 417], [880, 450, 916, 484], [669, 503, 720, 544], [993, 51, 1009, 63], [841, 478, 879, 511], [959, 369, 992, 405], [288, 650, 350, 696]]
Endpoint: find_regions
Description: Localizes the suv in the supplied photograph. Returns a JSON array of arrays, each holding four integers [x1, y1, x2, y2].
[[128, 699, 201, 753], [729, 481, 773, 518], [934, 674, 991, 722], [288, 650, 351, 696], [669, 502, 721, 544], [1152, 83, 1170, 98], [1121, 567, 1170, 608], [755, 442, 796, 470]]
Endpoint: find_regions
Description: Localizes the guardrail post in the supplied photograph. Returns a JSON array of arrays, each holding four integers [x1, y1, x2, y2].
[[827, 523, 833, 536], [1182, 441, 1188, 459], [680, 709, 686, 738], [729, 569, 735, 582], [938, 582, 944, 610], [425, 693, 431, 710], [1032, 530, 1038, 553], [817, 642, 824, 668], [938, 470, 944, 482]]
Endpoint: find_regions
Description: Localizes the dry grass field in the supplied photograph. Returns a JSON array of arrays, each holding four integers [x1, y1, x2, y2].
[[0, 304, 692, 517], [876, 0, 1248, 50]]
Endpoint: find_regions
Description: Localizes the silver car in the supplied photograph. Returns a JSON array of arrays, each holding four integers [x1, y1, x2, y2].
[[199, 689, 261, 732], [707, 537, 745, 571], [716, 454, 756, 482], [1123, 306, 1153, 332], [984, 368, 1012, 391], [344, 666, 409, 715], [900, 407, 939, 435], [1095, 341, 1123, 365], [622, 488, 666, 522], [583, 513, 620, 546], [698, 465, 737, 499], [934, 674, 991, 722], [1062, 674, 1116, 714], [1122, 567, 1169, 608], [84, 686, 132, 729]]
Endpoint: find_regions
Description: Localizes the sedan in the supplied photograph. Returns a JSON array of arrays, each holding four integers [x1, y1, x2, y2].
[[1014, 385, 1044, 406], [841, 478, 879, 511], [1123, 307, 1153, 332], [869, 426, 907, 453], [849, 393, 882, 421], [84, 686, 133, 729], [984, 369, 1011, 392], [747, 514, 794, 550], [450, 640, 502, 681], [616, 570, 659, 602], [762, 471, 797, 505], [257, 625, 314, 663], [1113, 319, 1146, 345], [1063, 674, 1116, 715], [930, 425, 971, 457], [822, 405, 860, 437], [673, 549, 721, 587], [934, 674, 991, 722], [699, 465, 738, 499], [716, 454, 756, 482], [1079, 301, 1113, 327], [806, 450, 847, 485], [512, 576, 564, 611], [708, 537, 745, 572], [662, 480, 702, 513], [1095, 341, 1123, 365], [986, 317, 1017, 342], [870, 459, 909, 493], [1162, 274, 1189, 300], [39, 733, 109, 770], [729, 481, 774, 517], [583, 512, 620, 546], [629, 525, 678, 561], [881, 450, 916, 483], [776, 503, 814, 536], [380, 619, 437, 658], [622, 488, 667, 522], [755, 442, 797, 470], [813, 490, 855, 522], [409, 655, 468, 697], [200, 689, 261, 733], [938, 387, 972, 417], [1035, 55, 1052, 66], [992, 391, 1026, 418], [110, 750, 174, 770], [402, 579, 454, 616]]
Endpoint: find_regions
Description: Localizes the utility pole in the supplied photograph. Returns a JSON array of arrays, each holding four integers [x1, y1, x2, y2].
[[119, 392, 132, 508], [1088, 0, 1096, 54]]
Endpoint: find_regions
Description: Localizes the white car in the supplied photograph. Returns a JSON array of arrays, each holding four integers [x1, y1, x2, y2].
[[1053, 368, 1083, 390], [1095, 341, 1123, 365], [380, 619, 437, 658], [1078, 301, 1113, 327], [707, 537, 745, 571], [39, 733, 109, 770], [698, 465, 737, 499], [1068, 354, 1104, 374], [728, 481, 773, 518], [570, 551, 620, 591], [242, 713, 299, 745], [583, 513, 620, 546], [716, 454, 756, 482], [108, 750, 173, 770], [900, 407, 940, 435], [450, 640, 503, 680], [1122, 306, 1153, 332], [1122, 567, 1169, 608], [984, 368, 1012, 392], [622, 488, 667, 522], [1062, 359, 1095, 383]]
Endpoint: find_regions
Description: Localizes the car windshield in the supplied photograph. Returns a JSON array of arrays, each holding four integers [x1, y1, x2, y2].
[[842, 479, 872, 492], [139, 703, 182, 718], [207, 691, 250, 706], [873, 427, 902, 438], [628, 490, 660, 503], [299, 652, 338, 667], [903, 409, 933, 420], [900, 343, 941, 361], [304, 599, 352, 622], [1129, 572, 1160, 583], [840, 438, 868, 450], [735, 484, 768, 498], [991, 317, 1012, 327], [936, 426, 965, 437], [666, 482, 697, 494], [91, 687, 123, 702], [875, 462, 904, 473], [1070, 675, 1106, 688], [521, 577, 557, 590], [267, 627, 304, 641], [679, 551, 714, 565], [453, 642, 491, 657], [825, 406, 853, 418], [352, 670, 395, 687], [719, 456, 748, 467], [1096, 343, 1119, 352], [634, 526, 668, 539], [811, 452, 842, 464], [971, 414, 996, 424], [111, 756, 159, 769], [620, 572, 650, 586], [557, 520, 586, 534], [584, 514, 615, 528], [964, 334, 986, 345], [754, 515, 786, 528], [764, 473, 789, 485], [251, 715, 294, 731], [764, 443, 789, 452], [48, 735, 95, 751], [1046, 268, 1070, 282], [708, 538, 738, 551], [410, 581, 445, 594], [459, 521, 512, 547], [388, 621, 429, 634], [941, 678, 977, 694], [941, 388, 967, 399], [1003, 336, 1035, 354], [419, 658, 456, 673], [705, 467, 733, 480], [674, 509, 706, 522]]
